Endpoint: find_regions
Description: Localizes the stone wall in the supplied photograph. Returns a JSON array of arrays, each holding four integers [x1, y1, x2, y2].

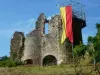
[[10, 31, 25, 61], [41, 15, 67, 65], [22, 13, 46, 65], [11, 13, 84, 65], [21, 13, 72, 65]]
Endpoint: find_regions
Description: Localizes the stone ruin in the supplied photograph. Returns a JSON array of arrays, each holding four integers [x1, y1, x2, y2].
[[10, 32, 25, 61], [10, 13, 86, 66]]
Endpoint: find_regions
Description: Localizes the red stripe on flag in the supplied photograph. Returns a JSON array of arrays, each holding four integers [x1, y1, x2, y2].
[[65, 6, 73, 43]]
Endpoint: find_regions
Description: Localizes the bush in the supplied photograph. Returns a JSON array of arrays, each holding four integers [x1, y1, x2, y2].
[[0, 56, 23, 67], [0, 59, 16, 67], [0, 55, 9, 61], [73, 44, 87, 57]]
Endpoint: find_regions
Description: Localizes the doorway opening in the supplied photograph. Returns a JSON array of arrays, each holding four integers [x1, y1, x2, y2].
[[43, 55, 57, 66]]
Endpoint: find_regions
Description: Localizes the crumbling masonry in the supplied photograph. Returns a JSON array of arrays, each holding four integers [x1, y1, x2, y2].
[[10, 13, 86, 66]]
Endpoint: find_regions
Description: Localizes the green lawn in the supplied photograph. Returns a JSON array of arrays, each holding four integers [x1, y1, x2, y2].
[[0, 64, 100, 75]]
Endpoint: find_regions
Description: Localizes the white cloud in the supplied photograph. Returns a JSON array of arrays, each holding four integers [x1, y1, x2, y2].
[[28, 18, 35, 23], [0, 18, 36, 38], [47, 16, 51, 20], [47, 14, 58, 20]]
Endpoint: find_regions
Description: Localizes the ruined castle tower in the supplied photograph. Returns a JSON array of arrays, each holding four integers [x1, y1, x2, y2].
[[10, 32, 25, 61], [21, 13, 66, 65], [10, 13, 86, 66]]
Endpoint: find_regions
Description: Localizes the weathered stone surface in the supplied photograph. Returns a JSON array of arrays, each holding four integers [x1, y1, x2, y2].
[[10, 31, 25, 61], [10, 13, 84, 65], [22, 13, 46, 65], [21, 14, 71, 65]]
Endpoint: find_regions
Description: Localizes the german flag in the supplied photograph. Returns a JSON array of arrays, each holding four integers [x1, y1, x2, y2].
[[60, 6, 73, 44]]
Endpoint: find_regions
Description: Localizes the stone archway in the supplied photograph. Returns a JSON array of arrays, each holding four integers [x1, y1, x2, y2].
[[42, 55, 57, 66]]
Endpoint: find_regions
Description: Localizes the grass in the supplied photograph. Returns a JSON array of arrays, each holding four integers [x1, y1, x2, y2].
[[0, 64, 100, 75], [0, 65, 74, 75]]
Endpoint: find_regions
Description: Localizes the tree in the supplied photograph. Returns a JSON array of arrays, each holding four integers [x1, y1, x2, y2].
[[1, 55, 9, 61], [73, 44, 87, 58], [87, 23, 100, 63]]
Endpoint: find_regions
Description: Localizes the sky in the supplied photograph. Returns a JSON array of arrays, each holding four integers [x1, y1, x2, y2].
[[0, 0, 100, 57]]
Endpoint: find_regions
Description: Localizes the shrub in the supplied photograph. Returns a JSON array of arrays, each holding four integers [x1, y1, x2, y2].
[[0, 56, 23, 67]]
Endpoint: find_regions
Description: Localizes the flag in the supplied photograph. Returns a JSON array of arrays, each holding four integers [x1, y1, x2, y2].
[[60, 7, 67, 44], [60, 6, 73, 44], [66, 6, 73, 43]]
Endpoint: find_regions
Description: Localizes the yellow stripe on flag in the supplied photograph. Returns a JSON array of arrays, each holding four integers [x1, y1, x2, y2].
[[60, 7, 67, 44]]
